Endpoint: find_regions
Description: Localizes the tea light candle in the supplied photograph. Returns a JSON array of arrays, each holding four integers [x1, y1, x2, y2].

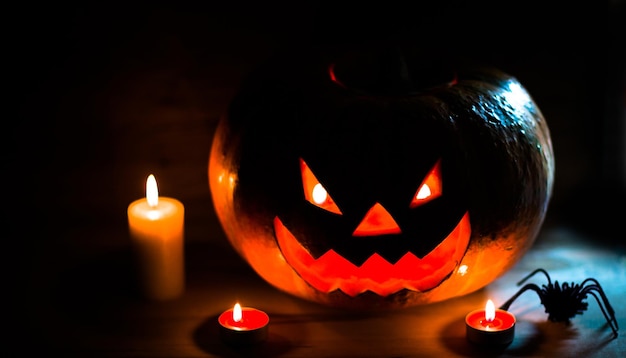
[[466, 299, 515, 346], [127, 174, 185, 301], [218, 303, 269, 345]]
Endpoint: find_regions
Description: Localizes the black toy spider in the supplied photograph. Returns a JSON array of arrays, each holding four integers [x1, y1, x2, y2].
[[499, 268, 619, 338]]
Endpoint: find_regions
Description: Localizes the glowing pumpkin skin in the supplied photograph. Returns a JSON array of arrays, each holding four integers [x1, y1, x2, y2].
[[208, 46, 554, 310]]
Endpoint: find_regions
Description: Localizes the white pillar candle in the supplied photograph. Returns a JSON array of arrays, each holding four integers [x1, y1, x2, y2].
[[127, 174, 185, 300]]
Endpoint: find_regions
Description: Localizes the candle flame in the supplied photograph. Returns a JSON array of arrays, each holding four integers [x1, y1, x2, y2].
[[233, 303, 242, 322], [146, 174, 159, 207], [485, 299, 496, 321]]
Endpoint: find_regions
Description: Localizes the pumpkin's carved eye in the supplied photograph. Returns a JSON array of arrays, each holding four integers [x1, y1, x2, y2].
[[300, 158, 343, 215], [410, 159, 442, 208]]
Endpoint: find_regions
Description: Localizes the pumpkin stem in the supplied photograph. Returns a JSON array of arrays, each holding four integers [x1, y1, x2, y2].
[[330, 44, 455, 96]]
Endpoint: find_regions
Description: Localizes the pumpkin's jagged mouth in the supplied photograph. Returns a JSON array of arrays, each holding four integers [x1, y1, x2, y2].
[[274, 212, 471, 297]]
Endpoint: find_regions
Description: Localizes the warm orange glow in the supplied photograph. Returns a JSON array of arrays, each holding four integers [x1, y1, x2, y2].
[[217, 172, 237, 189], [485, 299, 496, 321], [300, 158, 342, 215], [457, 264, 468, 276], [352, 202, 401, 236], [128, 174, 185, 300], [410, 160, 442, 208], [233, 303, 242, 322], [274, 212, 471, 296], [146, 174, 159, 207]]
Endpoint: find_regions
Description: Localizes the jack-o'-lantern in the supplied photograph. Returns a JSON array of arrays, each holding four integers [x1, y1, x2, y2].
[[208, 45, 554, 310]]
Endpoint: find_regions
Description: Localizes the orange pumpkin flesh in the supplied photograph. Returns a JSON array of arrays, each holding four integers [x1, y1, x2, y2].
[[274, 212, 470, 297], [352, 203, 402, 236], [276, 156, 470, 297], [208, 45, 554, 310]]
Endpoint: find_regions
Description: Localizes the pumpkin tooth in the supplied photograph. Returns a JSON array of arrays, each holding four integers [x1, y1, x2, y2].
[[274, 213, 471, 296]]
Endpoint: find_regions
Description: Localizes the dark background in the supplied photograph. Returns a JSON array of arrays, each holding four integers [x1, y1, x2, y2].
[[14, 0, 624, 235], [10, 1, 625, 255], [8, 0, 625, 349]]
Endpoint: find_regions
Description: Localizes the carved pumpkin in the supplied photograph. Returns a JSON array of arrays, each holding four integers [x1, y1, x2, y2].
[[208, 45, 554, 310]]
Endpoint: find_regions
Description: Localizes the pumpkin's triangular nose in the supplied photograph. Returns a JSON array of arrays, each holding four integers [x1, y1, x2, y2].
[[352, 202, 401, 236]]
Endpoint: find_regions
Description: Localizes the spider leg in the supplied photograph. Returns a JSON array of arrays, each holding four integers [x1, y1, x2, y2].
[[516, 268, 552, 286], [583, 286, 619, 338], [499, 283, 543, 311], [581, 278, 617, 326]]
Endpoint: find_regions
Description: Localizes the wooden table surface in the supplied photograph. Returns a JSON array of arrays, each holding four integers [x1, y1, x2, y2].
[[19, 222, 626, 357], [11, 2, 625, 357]]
